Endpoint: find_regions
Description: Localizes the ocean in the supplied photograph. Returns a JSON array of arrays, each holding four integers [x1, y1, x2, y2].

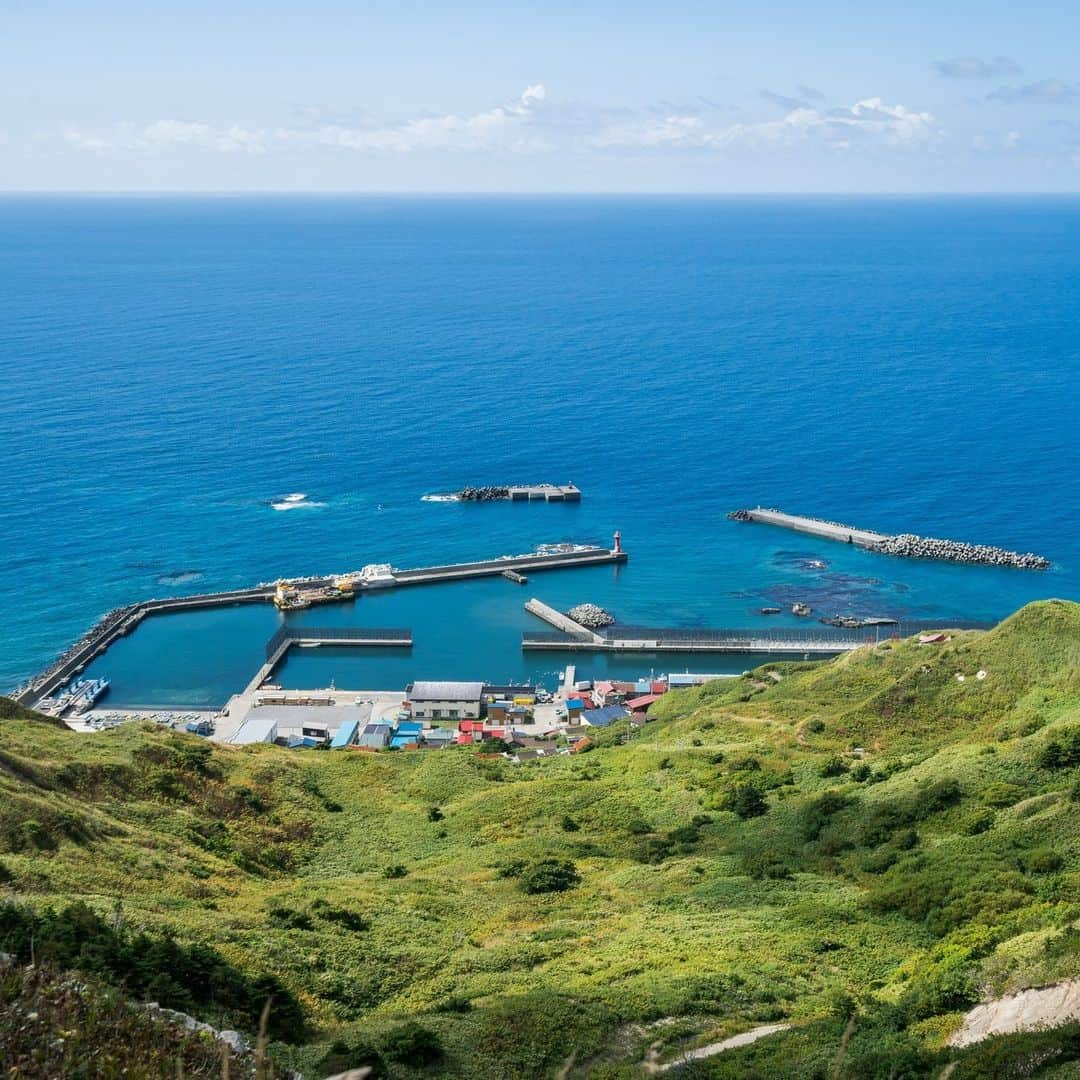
[[2, 195, 1077, 706]]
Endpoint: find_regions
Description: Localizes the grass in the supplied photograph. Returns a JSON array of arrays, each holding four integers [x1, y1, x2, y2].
[[0, 599, 1077, 1077]]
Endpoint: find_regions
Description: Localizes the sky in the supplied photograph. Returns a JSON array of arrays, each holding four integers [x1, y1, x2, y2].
[[4, 0, 1080, 192]]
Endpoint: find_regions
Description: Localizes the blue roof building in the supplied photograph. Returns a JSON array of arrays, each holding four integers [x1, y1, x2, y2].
[[581, 705, 629, 728], [330, 719, 360, 749]]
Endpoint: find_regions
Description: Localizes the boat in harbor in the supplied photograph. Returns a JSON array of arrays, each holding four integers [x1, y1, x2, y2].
[[759, 607, 781, 615], [792, 602, 813, 617]]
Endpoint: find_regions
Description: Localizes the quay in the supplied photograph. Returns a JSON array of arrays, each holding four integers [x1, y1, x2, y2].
[[245, 625, 412, 694], [13, 539, 627, 709], [522, 615, 994, 655], [525, 598, 602, 641]]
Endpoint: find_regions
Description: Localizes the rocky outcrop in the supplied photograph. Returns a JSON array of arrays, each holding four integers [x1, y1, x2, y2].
[[871, 534, 1050, 570], [568, 603, 615, 629], [948, 978, 1080, 1048]]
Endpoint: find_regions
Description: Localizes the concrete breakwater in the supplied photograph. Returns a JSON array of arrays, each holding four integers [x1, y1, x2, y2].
[[729, 507, 1050, 570], [431, 483, 582, 503], [568, 603, 615, 629], [872, 533, 1050, 569]]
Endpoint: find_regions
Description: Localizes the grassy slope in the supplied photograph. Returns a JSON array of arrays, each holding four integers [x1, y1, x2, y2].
[[0, 599, 1077, 1078]]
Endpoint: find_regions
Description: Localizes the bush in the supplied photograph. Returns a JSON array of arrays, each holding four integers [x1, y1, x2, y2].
[[267, 907, 313, 931], [820, 756, 849, 778], [981, 782, 1026, 808], [800, 790, 851, 842], [318, 1038, 386, 1077], [518, 859, 581, 894], [427, 806, 444, 822], [382, 1023, 443, 1067], [560, 815, 580, 832], [851, 763, 872, 782], [723, 783, 768, 819], [1023, 848, 1063, 874], [1039, 728, 1080, 769], [806, 718, 826, 733], [383, 864, 407, 879], [742, 851, 792, 880], [963, 810, 995, 835]]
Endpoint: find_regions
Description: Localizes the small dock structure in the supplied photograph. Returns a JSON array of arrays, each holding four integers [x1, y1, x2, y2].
[[246, 625, 413, 694], [732, 507, 885, 548], [508, 483, 581, 502], [502, 569, 528, 584]]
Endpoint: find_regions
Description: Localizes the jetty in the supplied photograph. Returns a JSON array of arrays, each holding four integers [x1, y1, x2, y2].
[[434, 483, 581, 503], [245, 625, 412, 694], [13, 539, 627, 709], [729, 507, 1050, 570]]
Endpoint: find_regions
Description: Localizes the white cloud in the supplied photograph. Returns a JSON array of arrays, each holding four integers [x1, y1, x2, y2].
[[589, 97, 937, 150], [58, 86, 938, 161], [62, 120, 266, 153]]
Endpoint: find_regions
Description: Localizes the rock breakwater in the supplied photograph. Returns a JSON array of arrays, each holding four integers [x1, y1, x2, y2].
[[458, 486, 510, 501], [568, 603, 615, 629], [870, 534, 1050, 570]]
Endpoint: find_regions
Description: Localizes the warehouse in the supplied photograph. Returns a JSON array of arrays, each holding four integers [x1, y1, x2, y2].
[[406, 680, 485, 721]]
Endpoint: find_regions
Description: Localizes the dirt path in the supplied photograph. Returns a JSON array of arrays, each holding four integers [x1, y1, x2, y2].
[[642, 1022, 792, 1073]]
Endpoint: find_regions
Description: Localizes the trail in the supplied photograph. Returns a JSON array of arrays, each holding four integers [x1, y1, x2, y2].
[[642, 1022, 792, 1073]]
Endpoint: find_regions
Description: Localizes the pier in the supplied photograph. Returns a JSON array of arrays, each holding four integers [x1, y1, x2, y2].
[[13, 542, 626, 709], [245, 625, 413, 694], [732, 508, 886, 548]]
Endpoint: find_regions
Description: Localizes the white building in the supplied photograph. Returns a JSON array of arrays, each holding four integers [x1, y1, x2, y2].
[[406, 680, 484, 721]]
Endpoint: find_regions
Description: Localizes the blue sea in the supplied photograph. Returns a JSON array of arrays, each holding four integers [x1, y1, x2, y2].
[[2, 196, 1077, 706]]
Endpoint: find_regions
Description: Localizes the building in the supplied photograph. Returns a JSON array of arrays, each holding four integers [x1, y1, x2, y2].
[[666, 673, 733, 688], [357, 723, 392, 749], [482, 684, 535, 704], [229, 714, 278, 745], [582, 705, 629, 727], [422, 727, 455, 748], [330, 719, 361, 749], [406, 681, 484, 721], [626, 693, 662, 717]]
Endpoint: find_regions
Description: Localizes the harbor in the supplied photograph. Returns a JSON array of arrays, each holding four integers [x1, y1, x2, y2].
[[729, 507, 1051, 569], [12, 539, 627, 710]]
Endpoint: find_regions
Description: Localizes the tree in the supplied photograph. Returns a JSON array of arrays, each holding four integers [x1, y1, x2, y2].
[[724, 783, 768, 819], [518, 859, 581, 894]]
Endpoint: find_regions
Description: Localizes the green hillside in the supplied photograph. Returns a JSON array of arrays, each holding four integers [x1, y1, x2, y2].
[[1, 600, 1078, 1078]]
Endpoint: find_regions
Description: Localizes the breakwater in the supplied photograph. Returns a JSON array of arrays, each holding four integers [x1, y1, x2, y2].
[[13, 544, 626, 709], [729, 508, 1050, 570], [429, 483, 581, 503], [568, 603, 615, 629]]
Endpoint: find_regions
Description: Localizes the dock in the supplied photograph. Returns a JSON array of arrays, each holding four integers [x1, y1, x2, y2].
[[502, 569, 527, 584], [525, 598, 602, 641], [508, 484, 581, 502], [245, 625, 413, 694], [13, 542, 626, 709]]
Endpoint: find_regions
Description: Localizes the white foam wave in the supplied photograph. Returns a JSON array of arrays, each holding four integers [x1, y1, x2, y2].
[[271, 493, 327, 511]]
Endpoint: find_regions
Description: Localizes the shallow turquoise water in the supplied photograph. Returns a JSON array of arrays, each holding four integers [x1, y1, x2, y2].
[[3, 196, 1076, 706]]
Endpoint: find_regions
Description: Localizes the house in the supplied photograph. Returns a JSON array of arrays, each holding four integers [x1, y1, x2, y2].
[[486, 700, 513, 724], [406, 681, 484, 721], [626, 693, 662, 717], [581, 705, 629, 727], [483, 684, 535, 704], [565, 697, 585, 721], [395, 720, 424, 739], [357, 723, 392, 749]]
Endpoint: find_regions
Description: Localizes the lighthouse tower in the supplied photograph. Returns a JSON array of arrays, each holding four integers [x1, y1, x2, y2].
[[613, 530, 622, 554]]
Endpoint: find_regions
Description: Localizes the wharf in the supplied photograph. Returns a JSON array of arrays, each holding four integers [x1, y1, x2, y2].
[[525, 598, 602, 641], [13, 543, 625, 709], [522, 619, 993, 656], [245, 625, 412, 694]]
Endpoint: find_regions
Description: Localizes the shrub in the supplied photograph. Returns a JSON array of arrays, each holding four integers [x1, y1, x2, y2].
[[851, 763, 872, 782], [381, 1022, 443, 1067], [806, 718, 826, 733], [981, 782, 1026, 808], [723, 783, 768, 820], [1023, 849, 1063, 874], [1039, 728, 1080, 769], [963, 810, 995, 835], [820, 756, 849, 778], [800, 790, 851, 841], [742, 852, 792, 880], [518, 859, 581, 894], [267, 907, 313, 931], [311, 902, 370, 932], [427, 806, 444, 822], [560, 815, 580, 832], [318, 1039, 386, 1077], [383, 864, 407, 879]]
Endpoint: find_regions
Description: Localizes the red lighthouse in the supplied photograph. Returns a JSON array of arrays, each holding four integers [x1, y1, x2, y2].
[[613, 530, 622, 554]]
